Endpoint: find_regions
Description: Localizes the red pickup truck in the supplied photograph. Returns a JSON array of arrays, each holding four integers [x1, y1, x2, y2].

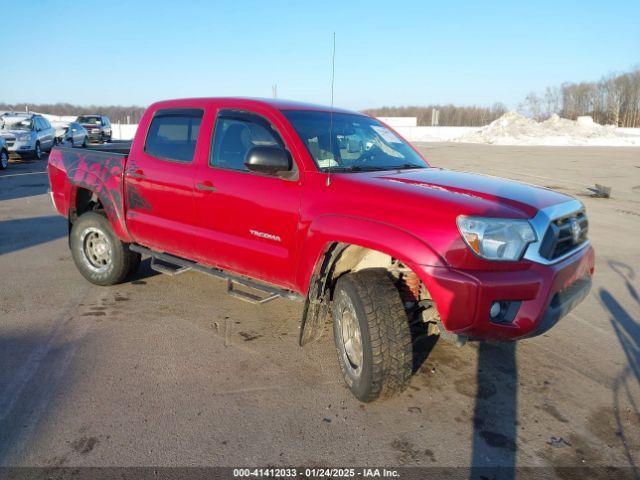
[[48, 98, 594, 401]]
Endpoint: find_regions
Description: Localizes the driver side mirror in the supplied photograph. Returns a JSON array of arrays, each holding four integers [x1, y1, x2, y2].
[[245, 146, 291, 175]]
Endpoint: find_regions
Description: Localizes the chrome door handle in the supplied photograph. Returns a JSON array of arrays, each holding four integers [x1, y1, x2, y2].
[[129, 172, 145, 179], [196, 182, 217, 192]]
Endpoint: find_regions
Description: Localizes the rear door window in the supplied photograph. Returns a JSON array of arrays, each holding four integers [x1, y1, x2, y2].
[[144, 109, 203, 163]]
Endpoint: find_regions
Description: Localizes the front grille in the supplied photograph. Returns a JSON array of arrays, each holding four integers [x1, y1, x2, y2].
[[539, 211, 588, 260]]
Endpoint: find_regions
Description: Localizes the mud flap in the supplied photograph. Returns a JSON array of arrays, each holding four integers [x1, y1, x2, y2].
[[299, 293, 330, 346], [298, 244, 346, 346]]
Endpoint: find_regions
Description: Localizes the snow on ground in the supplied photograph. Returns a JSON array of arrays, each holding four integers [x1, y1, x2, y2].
[[456, 112, 640, 146]]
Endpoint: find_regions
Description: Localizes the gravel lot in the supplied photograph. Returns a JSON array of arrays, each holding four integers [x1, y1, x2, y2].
[[0, 145, 638, 475]]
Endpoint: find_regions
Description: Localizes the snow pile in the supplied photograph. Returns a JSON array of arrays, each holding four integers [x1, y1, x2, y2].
[[457, 112, 640, 146]]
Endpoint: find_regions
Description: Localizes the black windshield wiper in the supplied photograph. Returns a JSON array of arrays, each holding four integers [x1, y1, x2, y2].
[[325, 165, 390, 173], [388, 163, 426, 171], [324, 163, 426, 173]]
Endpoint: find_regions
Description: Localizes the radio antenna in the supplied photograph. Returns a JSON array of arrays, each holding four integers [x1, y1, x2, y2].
[[326, 32, 336, 187]]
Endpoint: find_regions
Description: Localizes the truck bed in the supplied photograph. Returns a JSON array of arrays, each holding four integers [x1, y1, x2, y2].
[[85, 141, 132, 155], [48, 145, 131, 241]]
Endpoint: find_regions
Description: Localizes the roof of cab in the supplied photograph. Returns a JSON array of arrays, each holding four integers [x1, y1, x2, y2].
[[148, 97, 362, 115]]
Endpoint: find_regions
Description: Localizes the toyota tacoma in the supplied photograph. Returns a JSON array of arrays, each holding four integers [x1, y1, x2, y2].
[[48, 98, 594, 402]]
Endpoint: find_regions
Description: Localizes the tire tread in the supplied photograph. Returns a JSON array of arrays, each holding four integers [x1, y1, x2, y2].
[[70, 211, 140, 286], [336, 269, 412, 402]]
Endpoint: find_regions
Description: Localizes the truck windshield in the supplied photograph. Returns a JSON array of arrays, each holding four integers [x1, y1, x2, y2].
[[282, 110, 427, 172], [77, 116, 101, 125]]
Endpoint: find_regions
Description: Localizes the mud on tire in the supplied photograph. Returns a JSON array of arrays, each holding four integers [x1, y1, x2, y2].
[[70, 211, 140, 286], [332, 269, 412, 402]]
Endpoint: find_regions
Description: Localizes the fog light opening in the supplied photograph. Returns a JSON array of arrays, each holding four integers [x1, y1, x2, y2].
[[489, 300, 522, 324]]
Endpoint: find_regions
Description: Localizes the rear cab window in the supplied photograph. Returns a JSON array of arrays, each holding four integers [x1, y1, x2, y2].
[[144, 108, 203, 162]]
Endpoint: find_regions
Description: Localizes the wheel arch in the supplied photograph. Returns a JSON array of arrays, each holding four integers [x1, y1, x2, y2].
[[297, 215, 444, 346], [296, 214, 444, 295], [68, 180, 131, 241]]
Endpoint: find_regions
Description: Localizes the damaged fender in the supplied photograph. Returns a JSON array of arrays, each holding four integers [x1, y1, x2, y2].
[[297, 215, 445, 346]]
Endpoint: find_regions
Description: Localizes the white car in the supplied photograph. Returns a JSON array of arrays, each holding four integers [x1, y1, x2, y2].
[[0, 113, 56, 159]]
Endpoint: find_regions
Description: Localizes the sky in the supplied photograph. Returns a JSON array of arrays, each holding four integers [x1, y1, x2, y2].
[[1, 0, 639, 110]]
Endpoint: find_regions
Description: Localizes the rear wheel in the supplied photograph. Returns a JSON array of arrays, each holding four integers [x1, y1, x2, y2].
[[0, 149, 8, 170], [70, 211, 140, 286], [332, 269, 412, 402]]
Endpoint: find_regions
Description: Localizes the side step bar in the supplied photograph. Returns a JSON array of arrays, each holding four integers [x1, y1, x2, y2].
[[150, 258, 191, 276], [130, 245, 304, 305]]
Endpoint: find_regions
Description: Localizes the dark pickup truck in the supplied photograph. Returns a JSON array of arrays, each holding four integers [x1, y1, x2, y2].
[[77, 115, 112, 143], [48, 97, 594, 402]]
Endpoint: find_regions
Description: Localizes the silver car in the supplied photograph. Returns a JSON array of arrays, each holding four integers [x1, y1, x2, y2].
[[52, 121, 89, 147], [0, 113, 56, 159]]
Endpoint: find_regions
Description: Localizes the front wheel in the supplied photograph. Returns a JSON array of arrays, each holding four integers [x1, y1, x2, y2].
[[0, 149, 8, 170], [33, 141, 42, 160], [332, 269, 412, 402], [70, 211, 141, 286], [82, 136, 87, 148]]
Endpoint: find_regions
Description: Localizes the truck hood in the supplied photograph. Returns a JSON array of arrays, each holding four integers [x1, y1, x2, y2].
[[365, 168, 573, 218]]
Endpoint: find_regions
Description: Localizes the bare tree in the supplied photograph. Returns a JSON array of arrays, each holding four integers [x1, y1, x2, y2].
[[0, 102, 147, 124], [363, 104, 507, 126], [543, 86, 561, 118], [525, 67, 640, 127], [523, 92, 543, 120]]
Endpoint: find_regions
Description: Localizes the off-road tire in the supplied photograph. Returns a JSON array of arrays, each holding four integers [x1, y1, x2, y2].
[[70, 211, 140, 286], [332, 269, 412, 402]]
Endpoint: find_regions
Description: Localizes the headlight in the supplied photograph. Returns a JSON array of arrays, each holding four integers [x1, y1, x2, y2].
[[456, 216, 536, 261], [17, 134, 31, 142]]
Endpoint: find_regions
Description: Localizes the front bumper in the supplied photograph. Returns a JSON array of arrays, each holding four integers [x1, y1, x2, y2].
[[7, 139, 34, 154], [86, 130, 105, 142], [417, 245, 595, 340]]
